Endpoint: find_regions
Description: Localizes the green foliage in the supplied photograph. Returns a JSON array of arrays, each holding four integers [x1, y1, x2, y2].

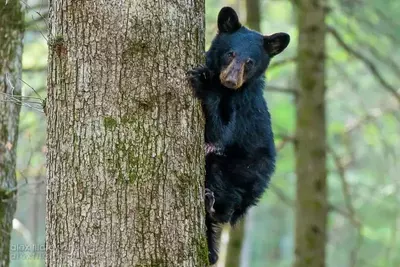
[[8, 1, 400, 267]]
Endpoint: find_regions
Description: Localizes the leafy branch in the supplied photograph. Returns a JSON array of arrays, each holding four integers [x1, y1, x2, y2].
[[328, 26, 400, 103]]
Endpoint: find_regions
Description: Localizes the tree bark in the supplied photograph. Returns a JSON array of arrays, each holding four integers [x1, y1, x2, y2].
[[294, 1, 327, 267], [246, 0, 261, 32], [0, 1, 24, 266], [46, 0, 207, 266]]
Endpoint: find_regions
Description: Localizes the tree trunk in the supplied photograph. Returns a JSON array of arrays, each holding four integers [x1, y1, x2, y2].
[[46, 1, 207, 266], [294, 1, 327, 267], [246, 0, 261, 32], [0, 1, 24, 266]]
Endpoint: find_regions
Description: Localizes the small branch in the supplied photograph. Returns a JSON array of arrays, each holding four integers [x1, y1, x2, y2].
[[275, 134, 295, 152], [22, 0, 49, 27], [266, 85, 298, 96], [329, 148, 358, 225], [328, 146, 363, 267], [23, 66, 47, 73], [269, 184, 294, 208], [20, 78, 45, 101], [337, 4, 400, 44], [0, 77, 45, 113], [345, 106, 400, 134], [328, 26, 400, 103], [268, 56, 296, 70], [0, 92, 44, 113], [21, 0, 49, 41], [26, 12, 48, 29]]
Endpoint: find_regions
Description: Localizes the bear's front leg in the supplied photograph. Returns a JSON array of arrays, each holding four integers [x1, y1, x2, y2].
[[187, 65, 213, 99]]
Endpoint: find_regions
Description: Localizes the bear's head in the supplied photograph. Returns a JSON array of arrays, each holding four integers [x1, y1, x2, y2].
[[206, 7, 290, 90]]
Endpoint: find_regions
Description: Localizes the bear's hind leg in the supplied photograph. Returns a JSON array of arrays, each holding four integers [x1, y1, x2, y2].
[[206, 214, 220, 265]]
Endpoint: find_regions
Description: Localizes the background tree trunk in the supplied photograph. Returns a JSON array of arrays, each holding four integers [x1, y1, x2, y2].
[[246, 0, 261, 32], [46, 0, 207, 266], [294, 1, 327, 267], [0, 1, 24, 266], [225, 220, 245, 267]]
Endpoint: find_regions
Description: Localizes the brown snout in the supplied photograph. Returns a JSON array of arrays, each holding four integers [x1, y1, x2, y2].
[[220, 59, 245, 89]]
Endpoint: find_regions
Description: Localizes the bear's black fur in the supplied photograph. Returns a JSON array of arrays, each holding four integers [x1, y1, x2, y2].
[[188, 7, 290, 265]]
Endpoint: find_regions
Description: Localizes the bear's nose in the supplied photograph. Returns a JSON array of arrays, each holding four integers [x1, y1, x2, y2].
[[224, 78, 238, 89]]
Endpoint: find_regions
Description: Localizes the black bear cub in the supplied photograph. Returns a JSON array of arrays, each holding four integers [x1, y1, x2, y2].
[[188, 7, 290, 265]]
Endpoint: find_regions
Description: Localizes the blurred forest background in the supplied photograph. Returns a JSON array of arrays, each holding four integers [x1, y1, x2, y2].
[[3, 0, 400, 266]]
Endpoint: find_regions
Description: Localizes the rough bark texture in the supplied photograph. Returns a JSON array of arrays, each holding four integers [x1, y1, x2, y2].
[[46, 0, 207, 266], [225, 220, 244, 267], [0, 1, 24, 266], [294, 1, 327, 267], [245, 0, 261, 32]]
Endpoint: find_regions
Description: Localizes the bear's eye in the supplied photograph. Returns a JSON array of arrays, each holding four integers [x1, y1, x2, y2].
[[227, 51, 236, 59], [245, 58, 254, 68]]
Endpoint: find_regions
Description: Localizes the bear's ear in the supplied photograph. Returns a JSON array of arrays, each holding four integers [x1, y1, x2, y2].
[[218, 7, 241, 33], [263, 33, 290, 57]]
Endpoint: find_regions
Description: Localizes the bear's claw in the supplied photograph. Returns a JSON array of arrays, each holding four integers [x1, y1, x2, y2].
[[205, 188, 216, 214]]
